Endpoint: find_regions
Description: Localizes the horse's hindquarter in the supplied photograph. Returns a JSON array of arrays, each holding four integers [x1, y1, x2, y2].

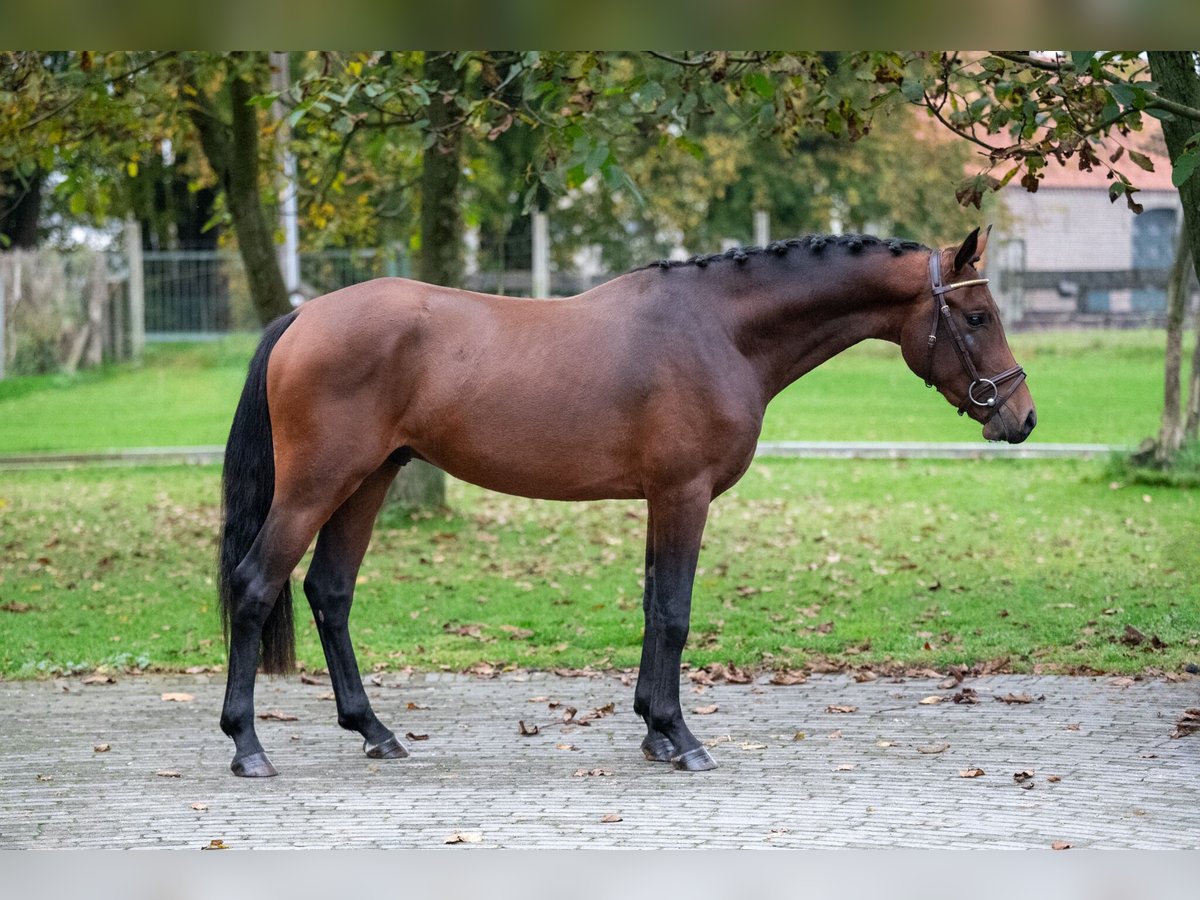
[[273, 278, 764, 502]]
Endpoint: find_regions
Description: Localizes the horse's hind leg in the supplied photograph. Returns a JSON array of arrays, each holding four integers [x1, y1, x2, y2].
[[633, 509, 676, 762], [222, 500, 331, 777], [302, 459, 408, 759]]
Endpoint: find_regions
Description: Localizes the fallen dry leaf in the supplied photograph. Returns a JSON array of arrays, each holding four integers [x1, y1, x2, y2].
[[770, 669, 808, 685], [317, 691, 335, 701], [1, 601, 33, 613], [528, 696, 549, 703], [155, 769, 182, 778], [852, 670, 878, 683], [826, 705, 857, 714], [1047, 775, 1062, 783], [1051, 841, 1071, 850], [792, 731, 806, 741], [191, 802, 208, 811], [740, 742, 768, 751], [161, 692, 194, 703], [693, 704, 719, 715], [444, 832, 482, 844], [835, 764, 856, 771], [996, 693, 1041, 704], [827, 729, 843, 740], [876, 740, 895, 748], [300, 673, 328, 685], [1014, 769, 1035, 783], [518, 720, 539, 736], [35, 774, 53, 782], [82, 674, 115, 685], [573, 768, 613, 777], [599, 814, 623, 823], [917, 743, 950, 755], [202, 839, 229, 850], [93, 743, 111, 753], [952, 688, 980, 705], [555, 743, 578, 751], [405, 732, 430, 741], [958, 768, 986, 778], [1170, 708, 1200, 739], [703, 734, 733, 748], [257, 710, 298, 721], [499, 624, 534, 639], [1065, 722, 1081, 731], [406, 701, 430, 710], [919, 695, 943, 705]]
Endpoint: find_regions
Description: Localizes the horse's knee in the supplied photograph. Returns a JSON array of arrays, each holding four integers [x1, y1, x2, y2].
[[228, 565, 281, 628], [661, 617, 690, 650]]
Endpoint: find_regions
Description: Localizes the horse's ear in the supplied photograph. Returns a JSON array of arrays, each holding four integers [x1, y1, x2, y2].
[[953, 227, 982, 272], [974, 224, 993, 270]]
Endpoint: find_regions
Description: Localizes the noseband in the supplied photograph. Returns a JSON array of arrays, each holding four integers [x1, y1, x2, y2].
[[925, 251, 1026, 417]]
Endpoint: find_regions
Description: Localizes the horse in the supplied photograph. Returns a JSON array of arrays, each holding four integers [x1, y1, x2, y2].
[[216, 226, 1035, 777]]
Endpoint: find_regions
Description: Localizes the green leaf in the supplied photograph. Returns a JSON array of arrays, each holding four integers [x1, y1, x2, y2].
[[1171, 147, 1200, 187], [1108, 180, 1127, 202], [675, 135, 705, 161], [1107, 83, 1135, 108], [900, 78, 925, 102], [744, 71, 774, 99], [1069, 51, 1095, 70]]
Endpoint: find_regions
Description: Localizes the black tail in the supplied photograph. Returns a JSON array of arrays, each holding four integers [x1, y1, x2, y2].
[[218, 311, 299, 675]]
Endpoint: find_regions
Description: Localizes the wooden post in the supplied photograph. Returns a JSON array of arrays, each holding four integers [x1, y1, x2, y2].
[[531, 209, 549, 298], [125, 217, 145, 361]]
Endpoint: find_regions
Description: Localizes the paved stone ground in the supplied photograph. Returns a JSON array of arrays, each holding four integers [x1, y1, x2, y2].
[[1, 671, 1197, 849]]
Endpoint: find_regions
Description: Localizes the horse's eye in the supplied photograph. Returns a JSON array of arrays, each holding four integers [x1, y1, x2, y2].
[[966, 312, 987, 328]]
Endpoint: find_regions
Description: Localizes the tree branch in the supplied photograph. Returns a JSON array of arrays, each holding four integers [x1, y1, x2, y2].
[[993, 50, 1200, 124]]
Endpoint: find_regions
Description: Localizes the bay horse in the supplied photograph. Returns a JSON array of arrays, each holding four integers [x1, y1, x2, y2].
[[217, 227, 1035, 777]]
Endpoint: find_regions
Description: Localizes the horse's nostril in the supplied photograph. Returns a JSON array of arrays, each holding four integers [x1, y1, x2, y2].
[[1025, 410, 1037, 433]]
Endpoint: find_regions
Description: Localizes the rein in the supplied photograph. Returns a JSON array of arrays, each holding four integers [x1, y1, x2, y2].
[[925, 251, 1026, 418]]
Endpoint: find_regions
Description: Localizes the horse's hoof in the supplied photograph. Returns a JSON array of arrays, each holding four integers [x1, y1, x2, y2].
[[231, 751, 278, 777], [364, 735, 409, 759], [671, 746, 718, 772], [641, 735, 676, 762]]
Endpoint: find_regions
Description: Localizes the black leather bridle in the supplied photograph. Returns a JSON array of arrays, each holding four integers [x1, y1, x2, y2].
[[925, 251, 1026, 417]]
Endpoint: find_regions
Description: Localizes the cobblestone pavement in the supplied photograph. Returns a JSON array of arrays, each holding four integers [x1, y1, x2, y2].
[[1, 671, 1197, 848]]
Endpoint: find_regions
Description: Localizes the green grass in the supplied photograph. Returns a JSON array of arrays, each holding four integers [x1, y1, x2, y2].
[[0, 330, 1187, 452], [1, 460, 1196, 678]]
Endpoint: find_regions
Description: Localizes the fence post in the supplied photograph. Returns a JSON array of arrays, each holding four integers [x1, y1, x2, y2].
[[753, 209, 770, 246], [125, 217, 145, 362], [532, 209, 550, 298]]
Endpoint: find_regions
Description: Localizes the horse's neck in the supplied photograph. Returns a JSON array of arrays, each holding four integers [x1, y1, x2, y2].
[[722, 252, 922, 399]]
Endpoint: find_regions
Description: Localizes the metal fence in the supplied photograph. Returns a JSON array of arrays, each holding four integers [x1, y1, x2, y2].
[[142, 247, 410, 341]]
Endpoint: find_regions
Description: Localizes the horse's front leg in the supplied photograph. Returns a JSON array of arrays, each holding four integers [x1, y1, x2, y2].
[[633, 508, 676, 762], [646, 487, 716, 772]]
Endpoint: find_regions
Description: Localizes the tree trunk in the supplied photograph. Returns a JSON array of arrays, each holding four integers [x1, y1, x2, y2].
[[186, 54, 290, 326], [1148, 52, 1200, 458], [1156, 227, 1191, 461], [1187, 326, 1200, 445], [0, 170, 42, 249], [385, 51, 465, 511]]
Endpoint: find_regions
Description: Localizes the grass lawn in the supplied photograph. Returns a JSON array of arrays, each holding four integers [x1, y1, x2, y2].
[[1, 459, 1196, 678], [0, 330, 1188, 452]]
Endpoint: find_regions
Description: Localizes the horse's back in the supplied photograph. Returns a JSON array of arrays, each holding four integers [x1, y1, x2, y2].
[[265, 276, 760, 501]]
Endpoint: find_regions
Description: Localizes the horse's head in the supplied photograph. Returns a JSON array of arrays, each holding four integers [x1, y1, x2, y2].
[[899, 227, 1036, 443]]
